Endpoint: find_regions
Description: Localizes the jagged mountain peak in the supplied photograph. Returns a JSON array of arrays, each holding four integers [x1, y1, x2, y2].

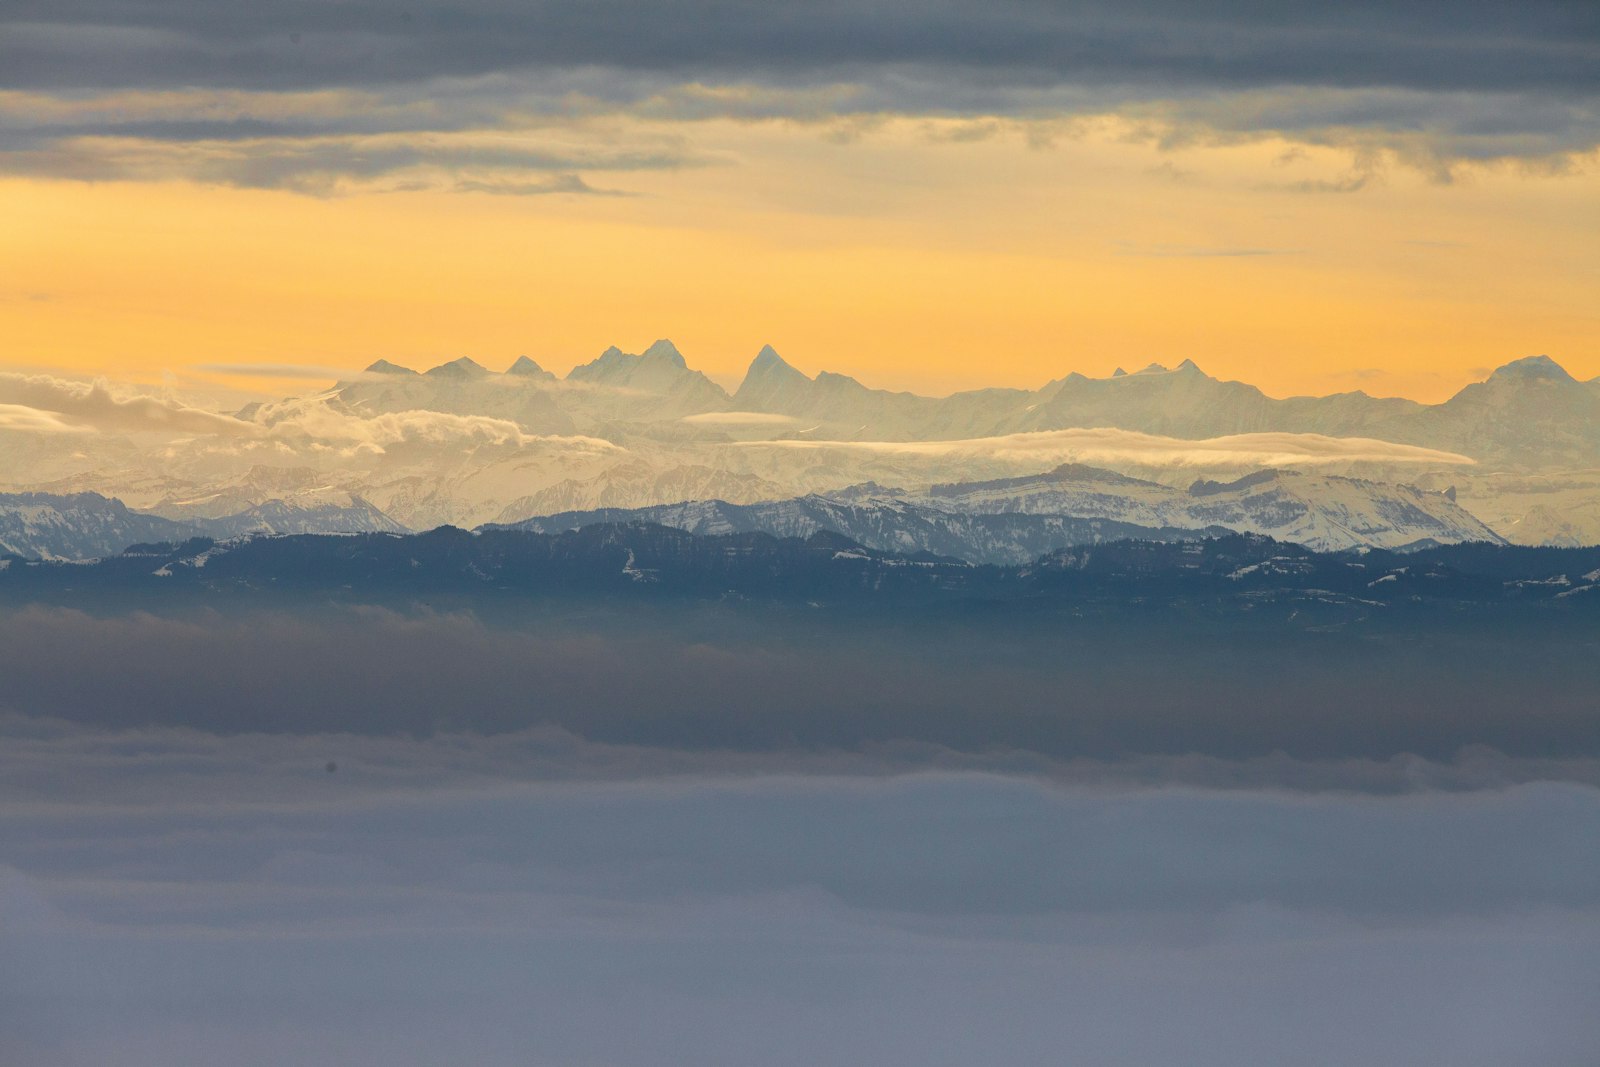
[[749, 344, 798, 374], [745, 345, 806, 380], [735, 345, 812, 402], [562, 339, 730, 413], [1134, 363, 1168, 375], [814, 370, 866, 389], [1487, 354, 1574, 383], [572, 340, 694, 379], [506, 355, 554, 379], [364, 359, 416, 375], [641, 339, 687, 368], [425, 357, 489, 379]]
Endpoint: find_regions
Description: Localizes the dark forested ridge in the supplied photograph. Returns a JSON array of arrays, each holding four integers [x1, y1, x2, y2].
[[5, 523, 1600, 624]]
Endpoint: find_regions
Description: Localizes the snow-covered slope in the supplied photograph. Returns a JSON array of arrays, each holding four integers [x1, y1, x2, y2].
[[925, 465, 1503, 551], [502, 495, 1222, 564], [0, 491, 409, 560], [496, 465, 1500, 559], [1387, 356, 1600, 468], [0, 492, 195, 561], [201, 497, 409, 538]]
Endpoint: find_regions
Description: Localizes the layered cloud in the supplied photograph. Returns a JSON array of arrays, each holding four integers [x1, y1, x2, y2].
[[0, 372, 256, 437], [746, 427, 1476, 469], [3, 598, 1598, 1064], [2, 1, 1596, 192], [2, 706, 1598, 1066], [0, 372, 622, 480], [250, 399, 617, 455]]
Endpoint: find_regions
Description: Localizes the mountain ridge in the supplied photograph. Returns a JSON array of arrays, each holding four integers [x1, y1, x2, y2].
[[310, 347, 1599, 466], [494, 464, 1501, 557]]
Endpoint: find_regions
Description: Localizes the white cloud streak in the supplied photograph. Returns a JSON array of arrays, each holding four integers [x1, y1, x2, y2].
[[0, 372, 256, 437], [744, 427, 1476, 468]]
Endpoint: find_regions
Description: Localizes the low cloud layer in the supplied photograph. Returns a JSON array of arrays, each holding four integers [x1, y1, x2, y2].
[[2, 601, 1597, 1065], [681, 411, 804, 427], [747, 427, 1476, 469], [1, 719, 1597, 1066], [0, 372, 256, 437], [0, 372, 622, 466]]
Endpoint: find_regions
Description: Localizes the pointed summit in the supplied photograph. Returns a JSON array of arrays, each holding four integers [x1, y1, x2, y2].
[[1111, 367, 1127, 377], [735, 345, 812, 407], [745, 345, 807, 383], [749, 344, 790, 373], [425, 356, 489, 379], [506, 355, 554, 379], [1134, 363, 1168, 375], [364, 359, 416, 376], [640, 339, 687, 368], [564, 338, 729, 408], [567, 345, 634, 382], [1488, 354, 1574, 383], [1174, 358, 1204, 375]]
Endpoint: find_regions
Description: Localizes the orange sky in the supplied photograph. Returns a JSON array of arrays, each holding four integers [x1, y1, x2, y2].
[[4, 119, 1596, 404]]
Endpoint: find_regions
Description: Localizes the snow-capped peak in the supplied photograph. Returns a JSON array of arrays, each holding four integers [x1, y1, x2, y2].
[[506, 355, 553, 379], [364, 359, 416, 375], [640, 339, 688, 368], [1487, 354, 1574, 383], [750, 345, 808, 379], [425, 356, 490, 378]]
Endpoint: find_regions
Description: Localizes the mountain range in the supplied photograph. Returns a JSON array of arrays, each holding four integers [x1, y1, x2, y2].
[[6, 342, 1600, 548], [0, 490, 404, 561], [504, 465, 1496, 560], [297, 343, 1600, 465], [4, 461, 1495, 562]]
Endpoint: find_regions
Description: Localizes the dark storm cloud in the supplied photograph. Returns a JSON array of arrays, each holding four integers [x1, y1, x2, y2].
[[0, 0, 1596, 186], [4, 1, 1596, 95]]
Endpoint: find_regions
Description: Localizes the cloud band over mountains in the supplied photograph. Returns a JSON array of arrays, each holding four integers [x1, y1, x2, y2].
[[746, 427, 1476, 469]]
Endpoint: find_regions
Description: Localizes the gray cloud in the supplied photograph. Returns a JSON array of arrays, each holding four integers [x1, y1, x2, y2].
[[0, 126, 705, 194], [5, 2, 1595, 95], [0, 1, 1595, 189], [1280, 173, 1372, 193]]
